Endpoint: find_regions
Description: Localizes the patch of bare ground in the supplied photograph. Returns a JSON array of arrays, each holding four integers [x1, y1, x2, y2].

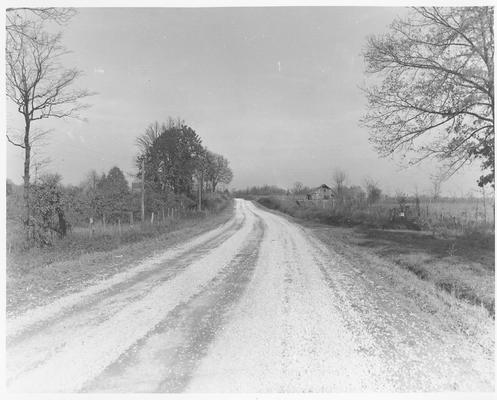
[[6, 201, 234, 316]]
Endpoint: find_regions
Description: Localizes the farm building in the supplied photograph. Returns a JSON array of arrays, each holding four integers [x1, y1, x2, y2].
[[307, 184, 334, 200]]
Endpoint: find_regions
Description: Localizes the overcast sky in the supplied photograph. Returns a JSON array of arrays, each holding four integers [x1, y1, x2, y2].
[[6, 7, 486, 196]]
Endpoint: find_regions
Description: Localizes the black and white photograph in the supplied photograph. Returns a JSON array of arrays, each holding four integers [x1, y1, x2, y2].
[[3, 1, 495, 395]]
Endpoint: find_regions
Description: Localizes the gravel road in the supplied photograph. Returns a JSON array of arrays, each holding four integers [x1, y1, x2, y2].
[[6, 199, 494, 392]]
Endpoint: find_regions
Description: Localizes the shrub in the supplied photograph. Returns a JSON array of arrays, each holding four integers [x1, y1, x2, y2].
[[30, 174, 69, 246]]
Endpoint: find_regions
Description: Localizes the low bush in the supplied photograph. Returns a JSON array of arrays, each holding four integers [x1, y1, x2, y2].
[[202, 192, 231, 213], [7, 194, 233, 260], [257, 196, 387, 228]]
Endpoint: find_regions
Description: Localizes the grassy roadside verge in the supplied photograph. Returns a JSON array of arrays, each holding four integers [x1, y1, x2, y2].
[[253, 199, 495, 318], [7, 200, 235, 316]]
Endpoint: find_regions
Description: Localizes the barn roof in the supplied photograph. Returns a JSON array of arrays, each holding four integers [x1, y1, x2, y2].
[[310, 184, 331, 191], [308, 184, 334, 195]]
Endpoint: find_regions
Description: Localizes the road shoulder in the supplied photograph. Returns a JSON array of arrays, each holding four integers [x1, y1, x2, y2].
[[254, 199, 494, 390], [7, 201, 235, 317]]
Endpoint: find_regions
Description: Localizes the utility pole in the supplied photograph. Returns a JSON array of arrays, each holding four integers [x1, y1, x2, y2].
[[197, 172, 203, 212], [141, 158, 145, 223]]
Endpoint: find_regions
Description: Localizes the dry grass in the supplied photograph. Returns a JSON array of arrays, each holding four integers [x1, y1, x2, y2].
[[256, 196, 494, 318], [257, 195, 494, 234], [363, 229, 494, 316], [318, 224, 494, 317], [6, 199, 234, 315], [299, 220, 494, 353]]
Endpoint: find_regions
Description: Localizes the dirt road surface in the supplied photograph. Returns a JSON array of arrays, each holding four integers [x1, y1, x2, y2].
[[6, 199, 494, 392]]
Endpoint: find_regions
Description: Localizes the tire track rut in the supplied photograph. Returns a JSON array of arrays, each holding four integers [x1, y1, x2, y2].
[[83, 216, 265, 392]]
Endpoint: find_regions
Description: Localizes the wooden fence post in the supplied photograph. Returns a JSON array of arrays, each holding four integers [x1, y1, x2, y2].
[[151, 212, 154, 224]]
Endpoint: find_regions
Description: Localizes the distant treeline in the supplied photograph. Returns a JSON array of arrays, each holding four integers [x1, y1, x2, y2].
[[237, 178, 494, 238], [233, 185, 289, 197], [233, 183, 492, 203]]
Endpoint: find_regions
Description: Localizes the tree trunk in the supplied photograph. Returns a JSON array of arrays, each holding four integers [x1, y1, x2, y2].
[[23, 119, 31, 242], [57, 209, 67, 238]]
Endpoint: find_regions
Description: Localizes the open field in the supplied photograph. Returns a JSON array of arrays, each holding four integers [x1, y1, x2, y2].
[[255, 194, 495, 235]]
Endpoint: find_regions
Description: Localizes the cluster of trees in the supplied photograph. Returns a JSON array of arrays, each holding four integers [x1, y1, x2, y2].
[[328, 170, 382, 207], [76, 167, 133, 225], [7, 143, 234, 247], [5, 8, 234, 246], [136, 119, 233, 216], [7, 166, 136, 245]]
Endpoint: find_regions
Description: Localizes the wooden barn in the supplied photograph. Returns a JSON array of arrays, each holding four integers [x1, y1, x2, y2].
[[307, 184, 333, 200]]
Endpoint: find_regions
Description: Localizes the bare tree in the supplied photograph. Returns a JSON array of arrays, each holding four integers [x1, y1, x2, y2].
[[7, 8, 76, 27], [136, 121, 162, 155], [430, 168, 449, 200], [206, 151, 233, 192], [332, 169, 347, 204], [362, 7, 494, 187], [292, 181, 304, 196], [7, 126, 52, 182], [6, 9, 94, 240], [6, 8, 76, 42], [363, 177, 382, 205]]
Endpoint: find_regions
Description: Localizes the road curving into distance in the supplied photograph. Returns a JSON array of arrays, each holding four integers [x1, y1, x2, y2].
[[6, 199, 494, 392]]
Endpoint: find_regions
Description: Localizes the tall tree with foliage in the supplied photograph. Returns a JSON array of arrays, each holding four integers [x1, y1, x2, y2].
[[137, 120, 204, 203], [362, 7, 494, 187], [205, 151, 234, 192], [6, 8, 93, 241], [98, 167, 130, 223], [30, 173, 67, 245]]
